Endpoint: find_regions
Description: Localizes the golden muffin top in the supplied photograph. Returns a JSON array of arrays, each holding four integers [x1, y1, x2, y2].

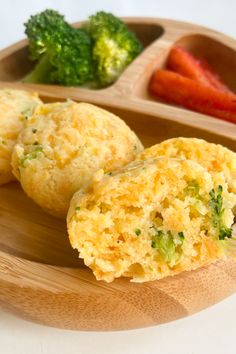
[[12, 101, 143, 217], [136, 137, 236, 194]]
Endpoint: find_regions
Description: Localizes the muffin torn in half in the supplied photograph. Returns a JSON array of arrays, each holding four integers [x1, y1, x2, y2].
[[67, 158, 236, 283]]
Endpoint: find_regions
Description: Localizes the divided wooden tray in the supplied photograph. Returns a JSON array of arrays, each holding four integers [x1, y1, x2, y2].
[[0, 18, 235, 331]]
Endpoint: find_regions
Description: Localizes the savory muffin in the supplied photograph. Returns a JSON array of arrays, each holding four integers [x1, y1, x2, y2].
[[12, 101, 143, 217], [0, 88, 41, 185], [136, 137, 236, 194], [67, 157, 236, 282]]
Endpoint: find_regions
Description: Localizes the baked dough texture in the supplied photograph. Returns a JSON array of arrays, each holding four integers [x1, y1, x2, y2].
[[67, 157, 236, 282], [136, 137, 236, 194], [0, 89, 41, 185], [12, 101, 143, 217]]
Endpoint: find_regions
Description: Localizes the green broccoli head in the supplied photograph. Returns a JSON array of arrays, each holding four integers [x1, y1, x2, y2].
[[85, 11, 143, 87], [24, 9, 93, 86], [24, 10, 143, 87], [25, 9, 66, 60], [48, 26, 93, 86], [209, 185, 233, 240]]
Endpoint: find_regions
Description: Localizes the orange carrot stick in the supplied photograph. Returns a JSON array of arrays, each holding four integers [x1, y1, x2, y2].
[[167, 47, 233, 94], [199, 59, 232, 93], [150, 69, 236, 124], [167, 47, 209, 84]]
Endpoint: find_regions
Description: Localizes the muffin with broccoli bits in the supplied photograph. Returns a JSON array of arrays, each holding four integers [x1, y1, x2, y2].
[[136, 137, 236, 194], [67, 158, 236, 283], [0, 89, 41, 185], [12, 101, 143, 217]]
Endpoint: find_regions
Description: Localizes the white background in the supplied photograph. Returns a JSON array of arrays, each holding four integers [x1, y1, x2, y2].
[[0, 1, 236, 353]]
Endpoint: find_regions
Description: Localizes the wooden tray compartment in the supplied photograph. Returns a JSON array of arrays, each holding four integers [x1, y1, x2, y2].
[[175, 34, 236, 92], [0, 18, 235, 331], [0, 21, 164, 83], [133, 33, 236, 103]]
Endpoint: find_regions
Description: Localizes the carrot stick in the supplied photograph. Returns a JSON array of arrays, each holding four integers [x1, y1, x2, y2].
[[167, 47, 209, 84], [199, 59, 232, 93], [150, 69, 236, 124], [167, 47, 233, 94]]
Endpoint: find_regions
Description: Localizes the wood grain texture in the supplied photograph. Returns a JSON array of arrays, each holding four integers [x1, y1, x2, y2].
[[0, 18, 235, 331]]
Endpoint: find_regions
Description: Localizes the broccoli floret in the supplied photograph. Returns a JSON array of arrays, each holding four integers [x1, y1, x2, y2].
[[151, 228, 184, 264], [85, 11, 143, 87], [20, 145, 44, 167], [184, 180, 200, 197], [209, 185, 232, 240], [24, 9, 66, 60], [24, 10, 143, 87], [24, 9, 93, 86]]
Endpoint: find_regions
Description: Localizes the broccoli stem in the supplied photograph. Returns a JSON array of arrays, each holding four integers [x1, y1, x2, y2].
[[23, 54, 53, 84]]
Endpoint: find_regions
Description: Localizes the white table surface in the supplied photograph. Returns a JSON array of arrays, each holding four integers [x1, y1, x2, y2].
[[0, 1, 236, 353]]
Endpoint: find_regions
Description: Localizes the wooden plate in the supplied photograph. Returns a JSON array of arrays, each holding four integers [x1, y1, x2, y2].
[[0, 18, 235, 331]]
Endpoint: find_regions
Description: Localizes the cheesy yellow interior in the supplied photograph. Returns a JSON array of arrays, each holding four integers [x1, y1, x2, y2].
[[68, 157, 236, 282]]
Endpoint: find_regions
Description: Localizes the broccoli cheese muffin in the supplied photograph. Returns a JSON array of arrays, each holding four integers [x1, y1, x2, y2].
[[12, 101, 143, 217], [0, 89, 41, 185], [137, 137, 236, 194], [67, 157, 236, 283]]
